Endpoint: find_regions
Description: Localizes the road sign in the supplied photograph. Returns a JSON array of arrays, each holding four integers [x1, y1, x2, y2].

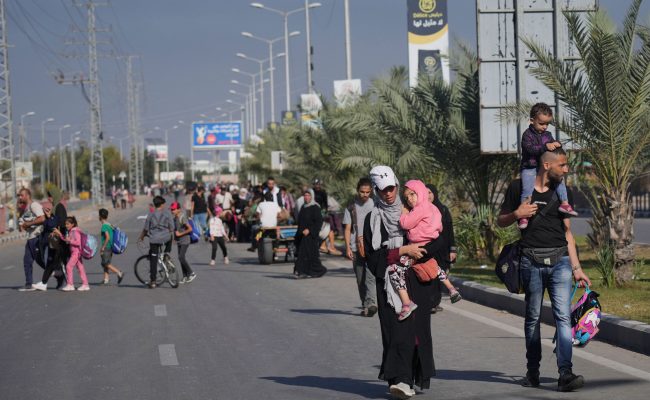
[[118, 171, 127, 180], [192, 122, 242, 149]]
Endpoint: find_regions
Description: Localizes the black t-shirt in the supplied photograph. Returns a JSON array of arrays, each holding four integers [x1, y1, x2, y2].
[[192, 193, 208, 214], [500, 179, 572, 249]]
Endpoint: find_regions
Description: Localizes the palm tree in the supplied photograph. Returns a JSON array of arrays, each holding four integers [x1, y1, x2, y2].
[[521, 0, 650, 283]]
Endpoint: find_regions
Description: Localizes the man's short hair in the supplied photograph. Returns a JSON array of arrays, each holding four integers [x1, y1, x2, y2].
[[19, 188, 31, 197], [264, 192, 274, 202], [530, 102, 553, 119], [357, 177, 373, 190], [267, 176, 275, 182], [99, 208, 109, 220], [541, 147, 567, 163], [153, 195, 166, 208]]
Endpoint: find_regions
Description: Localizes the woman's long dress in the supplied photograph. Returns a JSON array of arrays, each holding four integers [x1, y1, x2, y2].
[[363, 213, 443, 389], [293, 206, 327, 277]]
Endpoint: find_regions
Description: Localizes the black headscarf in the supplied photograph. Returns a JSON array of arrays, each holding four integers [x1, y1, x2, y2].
[[426, 184, 445, 210]]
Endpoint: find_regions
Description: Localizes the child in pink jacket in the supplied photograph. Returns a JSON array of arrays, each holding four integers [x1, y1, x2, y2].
[[54, 216, 90, 291], [389, 180, 461, 320]]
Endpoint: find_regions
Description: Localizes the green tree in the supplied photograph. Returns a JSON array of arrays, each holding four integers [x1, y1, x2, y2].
[[521, 0, 650, 283]]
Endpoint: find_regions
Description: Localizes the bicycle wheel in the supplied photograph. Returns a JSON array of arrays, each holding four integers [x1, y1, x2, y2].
[[166, 260, 180, 288], [134, 255, 165, 285]]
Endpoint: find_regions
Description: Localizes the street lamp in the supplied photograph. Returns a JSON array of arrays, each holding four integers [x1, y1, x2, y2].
[[251, 2, 321, 107], [237, 52, 267, 128], [232, 68, 258, 135], [19, 111, 35, 162], [242, 31, 299, 124], [110, 135, 128, 160], [69, 131, 81, 198], [58, 124, 71, 190], [40, 117, 55, 185]]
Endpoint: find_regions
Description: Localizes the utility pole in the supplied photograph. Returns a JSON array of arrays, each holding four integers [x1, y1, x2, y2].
[[135, 83, 144, 189], [126, 55, 140, 194], [344, 0, 352, 80], [75, 1, 106, 205], [0, 0, 17, 230]]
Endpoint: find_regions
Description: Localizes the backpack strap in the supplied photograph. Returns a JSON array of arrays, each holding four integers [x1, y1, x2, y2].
[[524, 191, 559, 235]]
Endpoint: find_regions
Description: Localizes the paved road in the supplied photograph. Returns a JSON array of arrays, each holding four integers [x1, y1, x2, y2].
[[1, 203, 649, 399]]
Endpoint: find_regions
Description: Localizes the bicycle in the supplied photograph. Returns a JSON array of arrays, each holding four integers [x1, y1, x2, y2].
[[134, 238, 180, 288]]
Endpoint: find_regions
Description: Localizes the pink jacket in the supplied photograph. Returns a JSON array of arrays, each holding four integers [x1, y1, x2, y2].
[[400, 180, 442, 243], [65, 227, 82, 249]]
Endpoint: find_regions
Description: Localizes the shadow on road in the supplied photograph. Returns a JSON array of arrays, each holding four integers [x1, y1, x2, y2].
[[260, 375, 387, 399], [290, 308, 360, 316], [435, 369, 537, 385]]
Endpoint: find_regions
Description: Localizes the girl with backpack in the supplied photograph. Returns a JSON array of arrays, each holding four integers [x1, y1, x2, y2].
[[54, 216, 90, 291]]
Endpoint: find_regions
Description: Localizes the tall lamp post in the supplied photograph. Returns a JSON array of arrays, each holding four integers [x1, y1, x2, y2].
[[236, 53, 266, 128], [69, 131, 81, 198], [58, 124, 71, 190], [231, 80, 252, 139], [251, 2, 320, 109], [40, 117, 54, 185], [241, 31, 299, 123], [19, 111, 35, 162], [231, 68, 258, 135]]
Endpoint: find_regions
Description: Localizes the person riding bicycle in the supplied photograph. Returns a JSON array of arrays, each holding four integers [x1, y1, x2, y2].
[[138, 195, 174, 289]]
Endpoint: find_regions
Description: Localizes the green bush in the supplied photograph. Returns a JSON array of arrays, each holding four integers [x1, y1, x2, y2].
[[455, 204, 519, 262]]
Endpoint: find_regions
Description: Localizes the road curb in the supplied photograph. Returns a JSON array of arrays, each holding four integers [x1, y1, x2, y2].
[[450, 277, 650, 356], [0, 231, 27, 244]]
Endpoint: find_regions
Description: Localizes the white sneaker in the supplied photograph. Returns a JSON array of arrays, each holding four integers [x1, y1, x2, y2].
[[77, 285, 90, 291], [209, 260, 215, 266], [186, 273, 197, 283], [389, 382, 414, 399], [61, 285, 75, 292], [32, 282, 47, 291], [224, 257, 230, 265]]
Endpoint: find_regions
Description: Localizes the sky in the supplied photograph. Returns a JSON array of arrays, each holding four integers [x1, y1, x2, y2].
[[4, 0, 650, 162]]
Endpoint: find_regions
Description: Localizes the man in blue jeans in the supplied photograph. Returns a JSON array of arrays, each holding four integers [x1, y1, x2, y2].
[[498, 148, 591, 392]]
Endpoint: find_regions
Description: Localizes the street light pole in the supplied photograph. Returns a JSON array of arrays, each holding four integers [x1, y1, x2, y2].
[[19, 111, 35, 162], [237, 53, 265, 128], [69, 131, 80, 198], [40, 117, 54, 185], [344, 0, 352, 80], [58, 124, 70, 190]]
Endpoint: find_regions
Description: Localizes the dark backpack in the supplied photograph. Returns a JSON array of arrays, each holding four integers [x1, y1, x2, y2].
[[495, 192, 559, 294]]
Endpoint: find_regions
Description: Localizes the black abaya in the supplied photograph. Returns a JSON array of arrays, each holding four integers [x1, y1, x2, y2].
[[293, 206, 327, 277]]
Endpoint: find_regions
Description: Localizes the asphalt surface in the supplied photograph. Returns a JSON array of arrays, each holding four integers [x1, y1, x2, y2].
[[1, 201, 649, 400], [571, 217, 650, 244]]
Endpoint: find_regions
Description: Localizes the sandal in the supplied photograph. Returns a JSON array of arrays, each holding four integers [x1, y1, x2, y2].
[[398, 302, 418, 321]]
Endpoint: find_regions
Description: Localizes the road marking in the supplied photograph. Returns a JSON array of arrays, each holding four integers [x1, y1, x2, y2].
[[137, 215, 147, 220], [2, 265, 15, 270], [447, 306, 650, 382], [158, 344, 178, 366], [154, 304, 167, 317]]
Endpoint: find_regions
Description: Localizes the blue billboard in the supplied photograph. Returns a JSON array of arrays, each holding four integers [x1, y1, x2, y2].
[[191, 121, 242, 149]]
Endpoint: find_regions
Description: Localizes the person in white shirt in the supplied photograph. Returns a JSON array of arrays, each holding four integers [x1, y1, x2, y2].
[[208, 212, 229, 266], [257, 192, 282, 228]]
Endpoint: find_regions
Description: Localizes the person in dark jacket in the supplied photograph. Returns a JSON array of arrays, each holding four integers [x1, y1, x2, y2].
[[363, 166, 436, 399], [426, 184, 457, 313], [293, 189, 327, 278]]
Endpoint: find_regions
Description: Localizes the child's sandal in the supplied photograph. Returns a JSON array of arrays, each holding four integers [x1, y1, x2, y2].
[[398, 302, 418, 321]]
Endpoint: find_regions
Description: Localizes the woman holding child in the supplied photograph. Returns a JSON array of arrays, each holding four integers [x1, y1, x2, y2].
[[363, 166, 445, 399]]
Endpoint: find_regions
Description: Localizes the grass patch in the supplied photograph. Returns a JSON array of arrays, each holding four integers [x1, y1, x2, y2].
[[452, 238, 650, 324]]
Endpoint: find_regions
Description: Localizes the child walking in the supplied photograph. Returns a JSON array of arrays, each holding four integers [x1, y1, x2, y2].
[[170, 202, 196, 284], [390, 180, 461, 321], [99, 209, 125, 285], [209, 210, 229, 266], [54, 216, 89, 291], [519, 103, 578, 229]]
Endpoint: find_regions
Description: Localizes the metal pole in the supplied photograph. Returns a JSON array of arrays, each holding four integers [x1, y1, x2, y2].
[[190, 125, 195, 181], [165, 130, 169, 173], [284, 13, 291, 110], [71, 138, 77, 198], [305, 0, 313, 93], [268, 41, 275, 122], [259, 61, 265, 128], [344, 0, 352, 80]]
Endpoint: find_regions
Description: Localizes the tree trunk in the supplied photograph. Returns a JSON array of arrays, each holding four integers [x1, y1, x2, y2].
[[588, 188, 635, 284]]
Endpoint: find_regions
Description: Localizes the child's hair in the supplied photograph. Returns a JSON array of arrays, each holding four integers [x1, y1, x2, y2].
[[99, 208, 109, 220], [153, 195, 166, 208], [530, 102, 553, 119], [357, 177, 372, 190], [65, 216, 78, 227]]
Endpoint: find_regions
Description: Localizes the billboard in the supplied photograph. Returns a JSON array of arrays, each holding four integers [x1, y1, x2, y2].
[[160, 171, 185, 182], [407, 0, 449, 86], [333, 79, 362, 108], [145, 139, 168, 162], [300, 94, 323, 129], [192, 122, 242, 149], [281, 110, 299, 126], [15, 161, 33, 181]]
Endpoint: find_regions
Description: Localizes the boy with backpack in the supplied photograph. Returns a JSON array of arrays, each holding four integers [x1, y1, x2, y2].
[[98, 209, 125, 285], [138, 196, 174, 289]]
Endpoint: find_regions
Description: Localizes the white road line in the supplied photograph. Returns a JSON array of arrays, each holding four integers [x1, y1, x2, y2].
[[154, 304, 167, 317], [2, 265, 15, 270], [158, 344, 178, 366], [446, 306, 650, 382]]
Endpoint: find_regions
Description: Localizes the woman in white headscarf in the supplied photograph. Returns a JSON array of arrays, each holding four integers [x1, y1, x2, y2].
[[363, 166, 436, 399], [293, 189, 327, 278]]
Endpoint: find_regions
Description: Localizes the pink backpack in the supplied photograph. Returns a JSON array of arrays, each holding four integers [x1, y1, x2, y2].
[[570, 284, 602, 346]]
